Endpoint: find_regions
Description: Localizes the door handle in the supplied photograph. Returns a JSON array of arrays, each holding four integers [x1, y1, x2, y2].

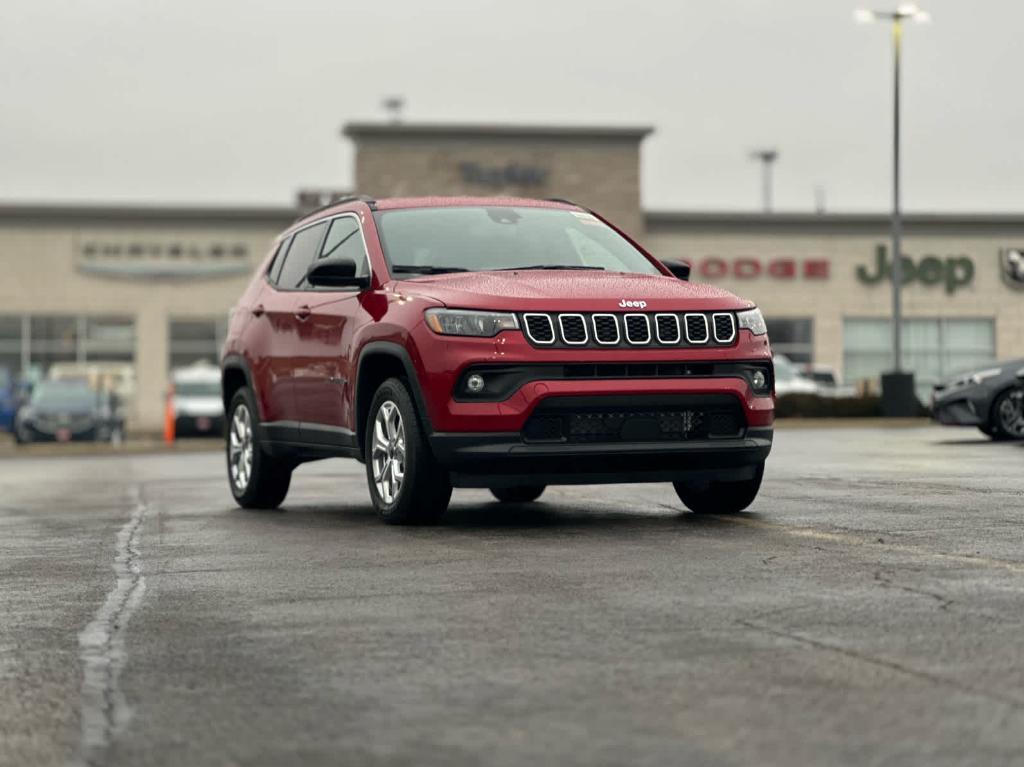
[[295, 305, 312, 321], [251, 304, 265, 318]]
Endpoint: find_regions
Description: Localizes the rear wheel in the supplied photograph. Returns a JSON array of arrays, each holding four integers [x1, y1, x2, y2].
[[227, 388, 292, 509], [365, 378, 452, 525], [674, 462, 764, 515], [490, 485, 546, 503], [989, 389, 1024, 441]]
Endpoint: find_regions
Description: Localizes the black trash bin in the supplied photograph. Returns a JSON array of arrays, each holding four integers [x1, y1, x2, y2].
[[881, 372, 918, 418]]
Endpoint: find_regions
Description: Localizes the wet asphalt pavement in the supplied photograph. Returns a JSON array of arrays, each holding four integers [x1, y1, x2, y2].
[[2, 426, 1023, 767]]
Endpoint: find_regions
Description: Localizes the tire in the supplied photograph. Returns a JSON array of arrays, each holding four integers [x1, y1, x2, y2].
[[365, 377, 451, 525], [490, 485, 546, 503], [226, 388, 292, 509], [673, 462, 765, 515], [989, 389, 1024, 441]]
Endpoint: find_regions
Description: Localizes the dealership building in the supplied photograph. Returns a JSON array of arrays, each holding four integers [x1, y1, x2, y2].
[[2, 121, 1023, 430]]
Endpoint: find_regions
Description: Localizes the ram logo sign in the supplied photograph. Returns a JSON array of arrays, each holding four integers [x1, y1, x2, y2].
[[1000, 248, 1024, 290]]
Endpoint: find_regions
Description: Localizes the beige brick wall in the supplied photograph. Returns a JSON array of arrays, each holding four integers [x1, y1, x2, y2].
[[353, 134, 646, 238]]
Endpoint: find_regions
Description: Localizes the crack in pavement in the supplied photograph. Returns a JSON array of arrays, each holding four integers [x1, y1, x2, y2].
[[738, 619, 1024, 710], [74, 484, 148, 767], [874, 569, 955, 611]]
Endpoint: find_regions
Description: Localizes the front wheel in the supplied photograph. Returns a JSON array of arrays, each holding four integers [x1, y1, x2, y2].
[[365, 378, 452, 525], [227, 388, 292, 509], [989, 389, 1024, 441], [490, 485, 546, 503], [673, 462, 765, 515]]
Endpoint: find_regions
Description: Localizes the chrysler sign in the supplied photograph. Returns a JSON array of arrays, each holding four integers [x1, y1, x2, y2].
[[77, 240, 252, 279]]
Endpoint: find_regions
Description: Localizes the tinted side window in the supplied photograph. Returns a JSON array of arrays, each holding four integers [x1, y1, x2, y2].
[[267, 236, 292, 284], [319, 216, 369, 277], [276, 222, 328, 289]]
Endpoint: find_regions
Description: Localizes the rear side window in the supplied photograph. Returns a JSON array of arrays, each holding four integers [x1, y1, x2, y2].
[[267, 236, 292, 284], [318, 216, 369, 277], [275, 222, 328, 289]]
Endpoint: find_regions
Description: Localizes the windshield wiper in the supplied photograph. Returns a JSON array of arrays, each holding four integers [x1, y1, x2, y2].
[[492, 265, 606, 272], [391, 265, 470, 275]]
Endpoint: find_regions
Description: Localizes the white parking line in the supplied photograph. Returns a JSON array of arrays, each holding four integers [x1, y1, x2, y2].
[[75, 485, 148, 766]]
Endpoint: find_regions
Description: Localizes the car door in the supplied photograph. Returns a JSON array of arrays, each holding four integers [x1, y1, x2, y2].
[[294, 214, 372, 445], [261, 221, 328, 432]]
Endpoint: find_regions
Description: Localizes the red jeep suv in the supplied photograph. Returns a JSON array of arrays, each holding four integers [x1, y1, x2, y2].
[[221, 196, 774, 523]]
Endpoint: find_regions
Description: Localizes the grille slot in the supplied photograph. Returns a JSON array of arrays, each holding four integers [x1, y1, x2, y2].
[[557, 314, 588, 345], [712, 313, 736, 344], [684, 313, 710, 344], [654, 314, 681, 345], [522, 397, 746, 444], [591, 314, 620, 345], [523, 313, 555, 344], [624, 314, 651, 345]]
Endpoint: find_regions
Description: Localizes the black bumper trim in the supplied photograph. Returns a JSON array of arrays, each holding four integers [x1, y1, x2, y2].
[[429, 427, 773, 488]]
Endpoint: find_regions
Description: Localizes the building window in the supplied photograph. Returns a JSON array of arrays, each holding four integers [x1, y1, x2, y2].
[[0, 314, 137, 411], [843, 318, 995, 400], [766, 317, 813, 364], [169, 318, 227, 370]]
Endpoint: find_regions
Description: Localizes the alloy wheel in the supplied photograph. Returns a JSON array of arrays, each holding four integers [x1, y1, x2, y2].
[[371, 400, 406, 504], [997, 390, 1024, 437], [229, 404, 254, 492]]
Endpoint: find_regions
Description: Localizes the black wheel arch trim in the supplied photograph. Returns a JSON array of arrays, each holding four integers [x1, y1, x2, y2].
[[221, 354, 257, 413], [355, 341, 434, 446]]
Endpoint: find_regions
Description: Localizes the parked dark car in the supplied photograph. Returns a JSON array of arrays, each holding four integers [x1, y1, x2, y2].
[[931, 359, 1024, 440], [13, 380, 125, 444]]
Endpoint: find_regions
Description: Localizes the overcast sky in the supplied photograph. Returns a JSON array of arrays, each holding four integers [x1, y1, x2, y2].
[[2, 0, 1022, 213]]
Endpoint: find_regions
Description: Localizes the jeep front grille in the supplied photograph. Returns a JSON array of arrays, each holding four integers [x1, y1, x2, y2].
[[520, 312, 738, 349]]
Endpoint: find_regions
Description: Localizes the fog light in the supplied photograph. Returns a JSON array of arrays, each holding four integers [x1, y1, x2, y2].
[[466, 374, 486, 394], [751, 370, 767, 392]]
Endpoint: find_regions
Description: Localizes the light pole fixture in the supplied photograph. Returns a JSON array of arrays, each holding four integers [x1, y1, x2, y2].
[[749, 148, 779, 213], [854, 3, 930, 377]]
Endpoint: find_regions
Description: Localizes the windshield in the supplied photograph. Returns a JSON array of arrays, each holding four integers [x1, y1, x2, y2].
[[374, 206, 662, 277], [31, 382, 98, 409], [175, 381, 221, 397]]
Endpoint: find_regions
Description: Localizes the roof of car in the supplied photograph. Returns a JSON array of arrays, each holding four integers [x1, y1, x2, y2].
[[291, 196, 583, 230], [372, 196, 581, 211]]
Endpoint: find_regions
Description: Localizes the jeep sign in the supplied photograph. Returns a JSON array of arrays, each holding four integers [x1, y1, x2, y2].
[[857, 245, 974, 294]]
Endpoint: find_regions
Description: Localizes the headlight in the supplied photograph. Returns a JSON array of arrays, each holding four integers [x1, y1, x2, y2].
[[737, 307, 767, 336], [968, 368, 1002, 385], [424, 308, 519, 337]]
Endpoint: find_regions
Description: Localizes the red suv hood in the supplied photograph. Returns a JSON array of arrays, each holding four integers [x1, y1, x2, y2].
[[395, 271, 752, 312]]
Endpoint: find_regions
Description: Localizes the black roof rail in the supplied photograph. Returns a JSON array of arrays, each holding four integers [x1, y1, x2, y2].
[[544, 197, 582, 207], [294, 194, 377, 222]]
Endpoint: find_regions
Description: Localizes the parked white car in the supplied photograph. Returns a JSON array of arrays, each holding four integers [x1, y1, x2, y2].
[[773, 354, 818, 396], [803, 364, 858, 398], [171, 362, 224, 437]]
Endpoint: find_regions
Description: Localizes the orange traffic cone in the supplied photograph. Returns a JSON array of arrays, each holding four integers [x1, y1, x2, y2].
[[163, 385, 176, 444]]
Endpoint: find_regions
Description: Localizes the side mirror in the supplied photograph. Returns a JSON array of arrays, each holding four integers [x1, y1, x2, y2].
[[1016, 367, 1024, 382], [307, 257, 371, 290], [663, 260, 691, 281]]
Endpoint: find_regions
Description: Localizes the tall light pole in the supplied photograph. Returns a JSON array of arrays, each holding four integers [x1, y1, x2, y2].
[[750, 149, 779, 213], [854, 4, 930, 377]]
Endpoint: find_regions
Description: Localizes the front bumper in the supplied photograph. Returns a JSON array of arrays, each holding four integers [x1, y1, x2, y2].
[[410, 323, 774, 433], [175, 414, 225, 436], [931, 389, 987, 426], [431, 427, 772, 488]]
